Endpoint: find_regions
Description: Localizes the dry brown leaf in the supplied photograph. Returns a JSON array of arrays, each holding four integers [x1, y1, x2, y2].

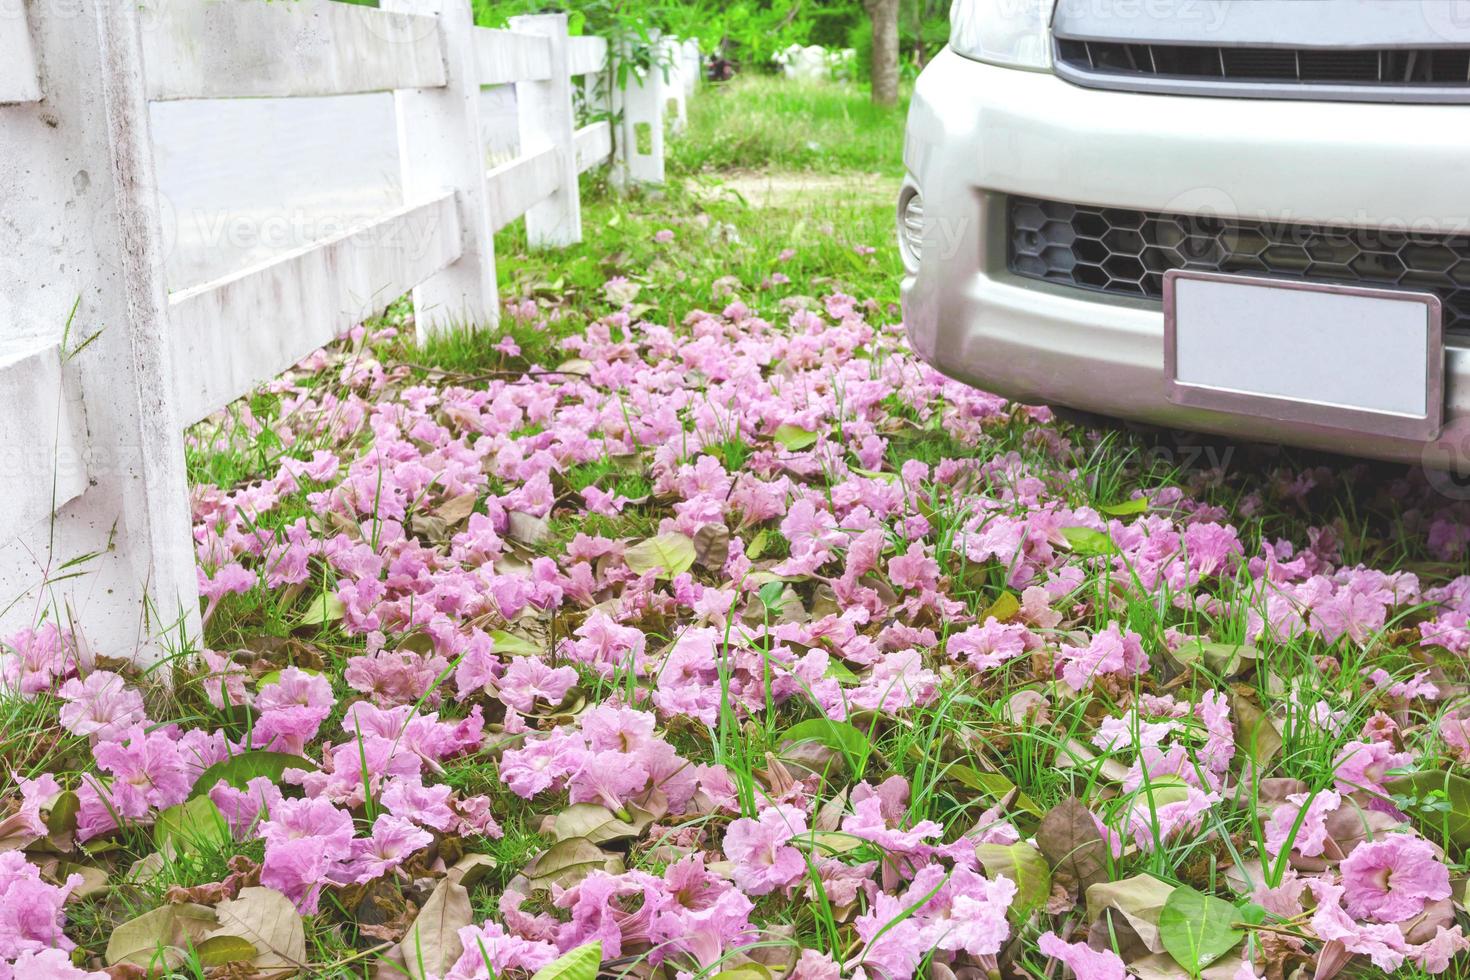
[[1085, 874, 1177, 957], [437, 491, 479, 525], [507, 511, 551, 546], [523, 837, 623, 891], [692, 523, 730, 569], [206, 886, 308, 977], [397, 875, 472, 980], [1035, 796, 1109, 897]]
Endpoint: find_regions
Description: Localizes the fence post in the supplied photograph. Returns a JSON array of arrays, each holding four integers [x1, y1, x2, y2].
[[384, 0, 498, 339], [0, 0, 199, 661], [611, 39, 667, 187], [683, 39, 701, 98], [510, 13, 581, 247], [661, 36, 688, 136]]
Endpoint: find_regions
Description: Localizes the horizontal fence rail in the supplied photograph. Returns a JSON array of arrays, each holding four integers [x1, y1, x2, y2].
[[143, 1, 447, 100], [0, 0, 699, 661]]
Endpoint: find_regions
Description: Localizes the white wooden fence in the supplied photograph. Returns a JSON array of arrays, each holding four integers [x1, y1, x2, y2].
[[0, 0, 699, 662]]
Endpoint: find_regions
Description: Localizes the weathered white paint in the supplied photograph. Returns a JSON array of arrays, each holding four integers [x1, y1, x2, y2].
[[388, 0, 499, 340], [660, 37, 690, 136], [566, 35, 608, 77], [142, 0, 446, 100], [511, 14, 581, 247], [170, 193, 461, 425], [0, 0, 200, 660], [574, 121, 613, 173], [0, 8, 41, 103], [681, 39, 701, 98], [485, 145, 560, 233], [475, 28, 552, 86], [613, 60, 667, 186], [0, 338, 88, 546]]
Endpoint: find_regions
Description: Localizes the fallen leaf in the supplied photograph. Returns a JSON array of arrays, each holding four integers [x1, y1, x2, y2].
[[773, 423, 819, 450], [489, 629, 542, 657], [1036, 797, 1110, 897], [507, 511, 551, 546], [398, 873, 471, 980], [190, 750, 311, 798], [624, 533, 697, 579], [692, 523, 730, 569], [436, 491, 479, 525], [1230, 691, 1283, 771], [106, 902, 217, 969], [1158, 884, 1244, 974], [207, 887, 308, 976], [975, 842, 1051, 920], [523, 837, 622, 891], [195, 934, 258, 968], [529, 940, 602, 980], [153, 796, 231, 854], [1085, 874, 1177, 956], [552, 804, 643, 844]]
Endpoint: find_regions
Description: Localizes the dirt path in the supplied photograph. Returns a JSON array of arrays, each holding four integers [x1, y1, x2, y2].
[[693, 169, 901, 210]]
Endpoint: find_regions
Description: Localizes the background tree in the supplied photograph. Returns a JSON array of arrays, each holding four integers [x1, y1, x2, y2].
[[864, 0, 901, 106], [462, 0, 952, 95]]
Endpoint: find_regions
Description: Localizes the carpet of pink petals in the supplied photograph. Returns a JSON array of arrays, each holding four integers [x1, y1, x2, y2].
[[5, 284, 1470, 979]]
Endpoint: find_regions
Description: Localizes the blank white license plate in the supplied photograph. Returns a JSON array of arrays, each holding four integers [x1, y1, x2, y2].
[[1163, 270, 1443, 440]]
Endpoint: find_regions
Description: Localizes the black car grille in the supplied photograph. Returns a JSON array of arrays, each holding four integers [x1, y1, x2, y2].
[[1007, 196, 1470, 333], [1056, 40, 1470, 87]]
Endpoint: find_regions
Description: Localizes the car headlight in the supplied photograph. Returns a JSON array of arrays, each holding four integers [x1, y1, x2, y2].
[[949, 0, 1054, 71]]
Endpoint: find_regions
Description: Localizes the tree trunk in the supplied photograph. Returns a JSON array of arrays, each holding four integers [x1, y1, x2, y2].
[[867, 0, 901, 106]]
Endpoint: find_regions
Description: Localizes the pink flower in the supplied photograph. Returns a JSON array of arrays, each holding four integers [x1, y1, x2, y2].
[[57, 671, 146, 740], [209, 775, 282, 838], [13, 773, 62, 838], [942, 876, 1016, 956], [499, 732, 585, 798], [1059, 623, 1150, 692], [1037, 931, 1131, 980], [887, 542, 938, 592], [347, 814, 432, 883], [1412, 926, 1470, 974], [446, 921, 559, 979], [723, 804, 808, 896], [0, 852, 82, 959], [253, 667, 334, 754], [259, 796, 356, 913], [1195, 690, 1234, 775], [1339, 833, 1451, 923], [1332, 739, 1412, 797], [1263, 789, 1340, 858], [1438, 705, 1470, 763], [93, 726, 191, 819], [1304, 876, 1409, 971], [381, 775, 457, 831], [345, 649, 450, 707], [567, 750, 650, 814], [495, 658, 577, 713], [947, 618, 1035, 671], [1126, 786, 1219, 851], [0, 948, 106, 979], [198, 649, 250, 709], [653, 229, 675, 244], [1, 624, 85, 696]]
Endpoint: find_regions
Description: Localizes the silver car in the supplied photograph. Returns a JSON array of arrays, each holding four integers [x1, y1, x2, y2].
[[899, 0, 1470, 468]]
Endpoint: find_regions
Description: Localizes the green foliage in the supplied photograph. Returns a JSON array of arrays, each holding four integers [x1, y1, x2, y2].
[[467, 0, 949, 72]]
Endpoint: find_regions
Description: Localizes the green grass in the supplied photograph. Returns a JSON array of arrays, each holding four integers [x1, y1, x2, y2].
[[670, 75, 909, 177]]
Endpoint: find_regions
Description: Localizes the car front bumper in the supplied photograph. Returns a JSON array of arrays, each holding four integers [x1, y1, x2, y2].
[[899, 47, 1470, 468]]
